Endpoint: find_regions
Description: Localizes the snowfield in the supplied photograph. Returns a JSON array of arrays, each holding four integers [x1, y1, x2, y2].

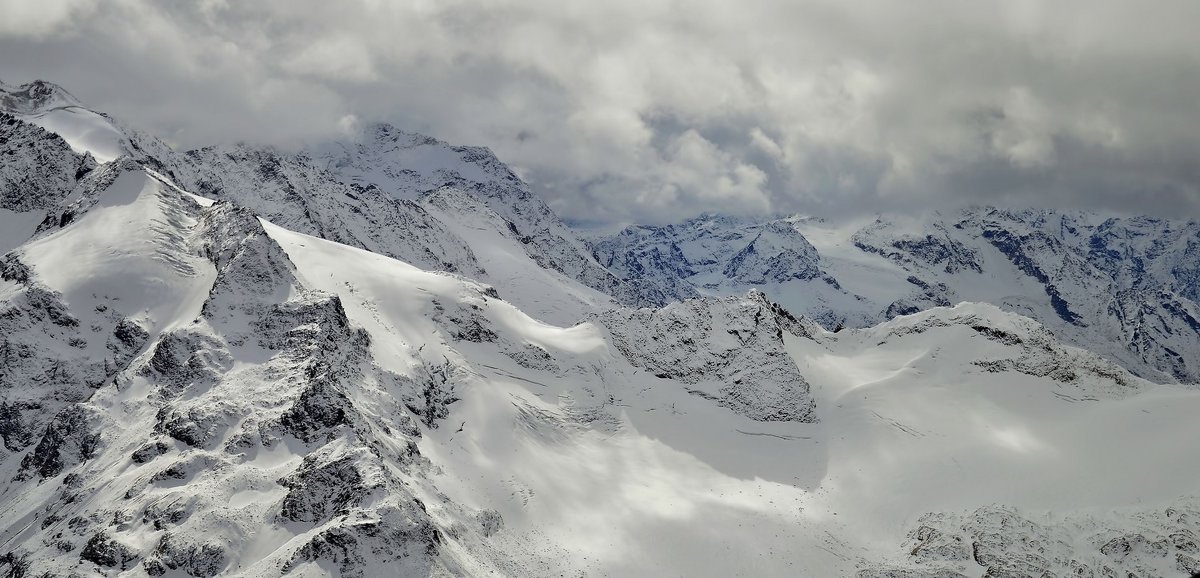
[[0, 79, 1199, 577]]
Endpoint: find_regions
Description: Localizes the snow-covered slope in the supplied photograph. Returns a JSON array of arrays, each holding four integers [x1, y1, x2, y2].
[[799, 304, 1200, 577], [0, 163, 514, 575]]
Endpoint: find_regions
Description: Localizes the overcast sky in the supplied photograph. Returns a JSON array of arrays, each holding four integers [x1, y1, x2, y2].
[[1, 0, 1198, 224]]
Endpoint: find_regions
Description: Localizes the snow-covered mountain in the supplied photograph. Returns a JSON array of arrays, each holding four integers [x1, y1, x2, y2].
[[589, 209, 1200, 384], [2, 79, 1200, 577], [1, 79, 657, 325], [589, 214, 874, 328]]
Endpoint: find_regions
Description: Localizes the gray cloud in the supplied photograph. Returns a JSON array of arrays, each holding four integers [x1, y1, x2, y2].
[[1, 0, 1198, 224]]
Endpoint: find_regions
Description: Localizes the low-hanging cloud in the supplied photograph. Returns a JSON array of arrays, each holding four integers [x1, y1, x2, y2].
[[1, 0, 1197, 224]]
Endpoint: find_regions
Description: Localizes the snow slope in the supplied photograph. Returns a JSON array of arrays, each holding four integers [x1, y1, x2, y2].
[[218, 227, 1200, 576], [263, 223, 848, 576], [799, 305, 1200, 576]]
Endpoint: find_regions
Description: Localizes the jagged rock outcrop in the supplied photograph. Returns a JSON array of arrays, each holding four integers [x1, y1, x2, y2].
[[870, 502, 1200, 578], [588, 214, 872, 330], [0, 111, 94, 213], [15, 404, 102, 480], [591, 214, 826, 294], [143, 532, 229, 577], [0, 253, 147, 462], [600, 291, 817, 422], [852, 220, 983, 275], [954, 208, 1200, 382], [284, 502, 445, 578], [80, 531, 140, 570], [279, 448, 379, 524], [0, 79, 83, 115], [723, 220, 822, 284], [0, 161, 494, 576]]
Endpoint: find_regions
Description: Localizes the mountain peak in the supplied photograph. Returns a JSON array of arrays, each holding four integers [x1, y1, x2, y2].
[[362, 122, 443, 148], [0, 79, 83, 114]]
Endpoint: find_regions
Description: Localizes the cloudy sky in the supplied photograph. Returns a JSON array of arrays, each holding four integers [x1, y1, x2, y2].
[[1, 0, 1198, 224]]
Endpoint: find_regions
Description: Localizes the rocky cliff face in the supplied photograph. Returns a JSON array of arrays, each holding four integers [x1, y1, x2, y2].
[[0, 80, 83, 115], [591, 214, 825, 291], [600, 290, 818, 422], [0, 112, 95, 215], [950, 208, 1200, 383]]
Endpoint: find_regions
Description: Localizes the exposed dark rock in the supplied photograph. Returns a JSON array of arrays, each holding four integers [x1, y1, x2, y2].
[[601, 293, 817, 422], [0, 254, 30, 285], [0, 401, 36, 452], [79, 532, 137, 570], [431, 299, 497, 343], [15, 405, 100, 481], [277, 365, 354, 444], [0, 111, 93, 214], [130, 441, 170, 464], [140, 330, 230, 397], [279, 453, 371, 524], [477, 509, 504, 537], [285, 502, 444, 578], [403, 358, 462, 429], [979, 228, 1083, 326], [110, 318, 149, 350], [143, 533, 227, 577], [155, 406, 227, 448]]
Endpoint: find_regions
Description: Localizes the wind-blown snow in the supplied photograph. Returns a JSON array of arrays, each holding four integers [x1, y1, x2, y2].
[[16, 106, 127, 164], [19, 169, 215, 336]]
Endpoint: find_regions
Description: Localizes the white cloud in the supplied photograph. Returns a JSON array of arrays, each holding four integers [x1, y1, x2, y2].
[[0, 0, 95, 38], [1, 0, 1198, 222], [336, 114, 361, 135], [750, 128, 784, 161], [283, 36, 377, 82]]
